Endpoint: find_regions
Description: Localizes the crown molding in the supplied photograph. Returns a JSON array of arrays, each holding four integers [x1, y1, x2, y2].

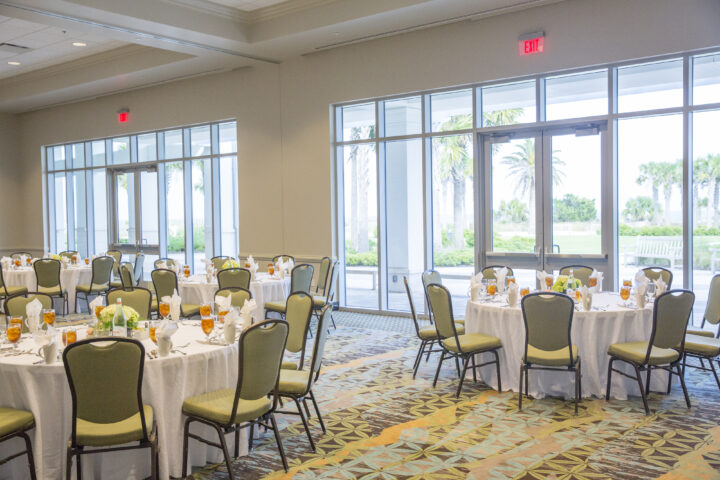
[[249, 0, 339, 22], [160, 0, 252, 22]]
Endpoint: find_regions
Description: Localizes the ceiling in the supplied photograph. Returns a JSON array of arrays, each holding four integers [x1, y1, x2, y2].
[[0, 0, 566, 113]]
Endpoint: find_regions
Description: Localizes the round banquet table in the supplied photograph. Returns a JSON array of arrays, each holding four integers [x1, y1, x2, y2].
[[177, 273, 291, 319], [2, 265, 92, 314], [0, 323, 249, 479], [464, 291, 674, 400]]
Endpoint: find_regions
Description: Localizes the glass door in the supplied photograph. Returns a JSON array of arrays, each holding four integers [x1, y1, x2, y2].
[[482, 124, 609, 287]]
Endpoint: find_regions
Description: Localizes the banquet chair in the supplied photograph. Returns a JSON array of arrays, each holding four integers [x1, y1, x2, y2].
[[311, 260, 338, 329], [264, 264, 314, 317], [217, 268, 251, 290], [314, 257, 332, 296], [133, 253, 145, 286], [422, 270, 464, 326], [687, 274, 720, 338], [559, 265, 594, 286], [641, 266, 673, 289], [277, 305, 331, 452], [0, 406, 38, 480], [107, 287, 152, 320], [605, 289, 694, 414], [76, 256, 114, 313], [481, 265, 516, 280], [427, 284, 503, 398], [151, 269, 201, 318], [63, 337, 158, 480], [10, 252, 32, 261], [519, 292, 582, 414], [106, 249, 122, 280], [279, 292, 313, 371], [181, 319, 290, 477], [215, 287, 252, 309], [0, 266, 28, 313], [110, 262, 133, 289], [5, 293, 52, 331], [33, 258, 68, 315], [272, 254, 295, 264], [404, 277, 464, 379], [211, 256, 232, 270], [59, 251, 78, 261], [153, 258, 177, 270]]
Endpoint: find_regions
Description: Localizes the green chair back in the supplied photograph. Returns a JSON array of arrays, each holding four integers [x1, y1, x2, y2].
[[107, 288, 152, 320], [422, 270, 442, 290], [151, 269, 178, 300], [215, 288, 252, 308], [641, 267, 673, 289], [211, 256, 231, 270], [217, 268, 251, 290], [272, 255, 295, 264], [120, 263, 134, 288], [90, 256, 114, 288], [63, 338, 149, 445], [559, 265, 594, 286], [284, 292, 313, 355], [521, 292, 574, 356], [133, 253, 145, 285], [34, 259, 61, 289], [153, 258, 177, 270], [481, 265, 515, 280], [290, 264, 314, 294], [403, 277, 424, 337], [323, 261, 339, 302], [650, 290, 694, 351], [10, 252, 31, 261], [703, 274, 720, 326], [234, 319, 288, 407], [315, 257, 332, 295], [5, 293, 53, 329], [308, 305, 332, 387], [0, 267, 6, 292], [107, 250, 122, 277], [426, 284, 458, 340], [60, 251, 78, 260]]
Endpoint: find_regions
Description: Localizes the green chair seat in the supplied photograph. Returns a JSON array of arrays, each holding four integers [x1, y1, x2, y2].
[[0, 407, 34, 438], [442, 333, 501, 354], [312, 296, 326, 308], [76, 283, 109, 294], [418, 324, 465, 340], [686, 327, 715, 338], [182, 389, 271, 425], [1, 286, 28, 297], [278, 369, 310, 395], [182, 304, 201, 317], [265, 301, 286, 313], [76, 405, 153, 447], [525, 345, 579, 367], [454, 319, 465, 325], [109, 281, 123, 289], [38, 285, 65, 295], [282, 360, 298, 370], [684, 334, 720, 357], [607, 341, 679, 365]]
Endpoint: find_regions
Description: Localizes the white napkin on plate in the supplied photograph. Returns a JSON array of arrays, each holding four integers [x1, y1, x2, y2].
[[634, 270, 649, 296], [495, 267, 508, 294], [469, 272, 483, 301], [507, 282, 519, 307], [223, 309, 240, 344], [239, 299, 256, 328], [167, 290, 181, 321], [215, 294, 231, 313], [276, 259, 285, 279], [654, 277, 667, 296], [25, 299, 42, 333]]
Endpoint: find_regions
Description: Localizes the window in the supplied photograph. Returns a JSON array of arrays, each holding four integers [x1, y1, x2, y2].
[[430, 90, 472, 132], [617, 59, 683, 112], [545, 70, 608, 120], [693, 53, 720, 105], [481, 81, 535, 126], [44, 121, 238, 274]]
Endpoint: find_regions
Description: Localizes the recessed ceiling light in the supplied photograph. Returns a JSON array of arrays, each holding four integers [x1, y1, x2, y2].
[[7, 61, 20, 66], [72, 42, 87, 47]]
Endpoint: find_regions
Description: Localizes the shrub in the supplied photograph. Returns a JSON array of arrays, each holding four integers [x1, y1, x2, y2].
[[434, 249, 474, 266], [345, 250, 378, 266]]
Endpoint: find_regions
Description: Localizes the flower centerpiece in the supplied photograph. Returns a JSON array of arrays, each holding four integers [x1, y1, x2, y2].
[[97, 304, 140, 333], [222, 258, 240, 269], [49, 253, 61, 261], [551, 275, 581, 294]]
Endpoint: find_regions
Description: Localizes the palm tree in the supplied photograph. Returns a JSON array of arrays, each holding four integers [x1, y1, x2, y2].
[[483, 108, 523, 127], [636, 160, 682, 225], [697, 154, 720, 227]]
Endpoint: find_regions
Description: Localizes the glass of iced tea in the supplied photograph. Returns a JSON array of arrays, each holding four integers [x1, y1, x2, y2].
[[94, 305, 105, 322], [487, 280, 497, 296], [71, 254, 77, 264], [200, 304, 212, 317], [149, 321, 159, 345], [62, 328, 77, 347], [545, 276, 554, 290], [268, 263, 275, 276], [13, 259, 20, 268], [201, 316, 215, 342], [84, 258, 90, 265], [43, 309, 56, 327], [620, 286, 631, 305], [589, 276, 597, 288], [26, 257, 31, 266], [183, 265, 190, 278], [217, 310, 229, 324], [520, 287, 530, 297], [507, 275, 515, 285], [623, 279, 632, 287], [6, 324, 21, 350], [159, 302, 170, 320], [244, 263, 251, 269]]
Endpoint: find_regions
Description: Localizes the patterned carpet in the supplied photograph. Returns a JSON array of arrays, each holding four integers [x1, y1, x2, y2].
[[188, 316, 720, 480]]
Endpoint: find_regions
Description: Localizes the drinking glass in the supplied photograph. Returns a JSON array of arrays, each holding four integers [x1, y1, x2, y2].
[[507, 275, 515, 285], [13, 259, 20, 268], [200, 304, 212, 317], [545, 276, 554, 290], [623, 279, 632, 287], [84, 258, 90, 265], [159, 302, 170, 320], [183, 265, 190, 278], [71, 255, 77, 264], [244, 263, 251, 269], [62, 328, 77, 347], [620, 286, 631, 305], [588, 276, 598, 288], [217, 310, 229, 324], [26, 257, 31, 266], [201, 316, 215, 342], [268, 264, 275, 276], [487, 280, 497, 296], [149, 321, 159, 345], [6, 325, 21, 350], [94, 305, 105, 323], [520, 287, 530, 297], [42, 309, 56, 327]]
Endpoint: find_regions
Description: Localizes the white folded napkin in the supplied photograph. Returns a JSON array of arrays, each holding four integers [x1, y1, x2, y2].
[[215, 294, 231, 313], [223, 310, 238, 345], [25, 299, 43, 333], [507, 282, 519, 307], [634, 270, 649, 297], [170, 290, 181, 321], [495, 267, 508, 294], [536, 270, 549, 286], [654, 277, 667, 296], [468, 272, 483, 301], [276, 259, 285, 279], [239, 299, 256, 328], [0, 257, 11, 270], [589, 270, 603, 293]]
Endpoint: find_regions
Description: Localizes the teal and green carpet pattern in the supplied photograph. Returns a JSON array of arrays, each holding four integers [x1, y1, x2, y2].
[[189, 316, 720, 479]]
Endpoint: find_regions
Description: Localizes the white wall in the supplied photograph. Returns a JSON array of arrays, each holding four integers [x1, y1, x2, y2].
[[0, 112, 21, 252], [9, 0, 720, 258]]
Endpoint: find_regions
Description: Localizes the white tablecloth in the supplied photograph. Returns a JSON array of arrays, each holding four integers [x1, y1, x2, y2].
[[464, 292, 672, 400], [177, 273, 291, 320], [2, 266, 92, 314], [0, 323, 248, 479]]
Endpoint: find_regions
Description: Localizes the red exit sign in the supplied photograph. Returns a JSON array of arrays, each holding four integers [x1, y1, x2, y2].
[[519, 32, 545, 56]]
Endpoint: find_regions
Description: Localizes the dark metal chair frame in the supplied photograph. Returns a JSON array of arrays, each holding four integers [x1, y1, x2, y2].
[[10, 252, 32, 260], [153, 258, 177, 269], [181, 319, 290, 478], [312, 261, 338, 330], [75, 255, 114, 313], [0, 423, 37, 480], [314, 257, 333, 296], [559, 265, 594, 284], [63, 337, 158, 480], [272, 254, 295, 264], [404, 277, 443, 379], [518, 292, 582, 415], [682, 274, 720, 386], [33, 258, 68, 315], [605, 289, 694, 414], [428, 283, 503, 398], [421, 269, 442, 324]]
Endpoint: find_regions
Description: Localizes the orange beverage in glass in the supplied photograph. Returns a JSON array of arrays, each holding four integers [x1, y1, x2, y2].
[[84, 258, 89, 265], [149, 324, 158, 344], [589, 277, 597, 288], [520, 287, 530, 297], [201, 316, 214, 340], [159, 302, 170, 319], [6, 325, 21, 347], [94, 305, 105, 321], [244, 263, 250, 268], [71, 255, 77, 264], [576, 290, 582, 301], [545, 276, 554, 288], [26, 257, 31, 265], [623, 279, 632, 287], [507, 276, 515, 285], [9, 317, 23, 333], [218, 310, 229, 324], [620, 286, 631, 301], [14, 259, 20, 267], [43, 309, 55, 326], [487, 281, 497, 296], [268, 266, 275, 275], [200, 304, 212, 317], [183, 265, 190, 278], [62, 329, 77, 346]]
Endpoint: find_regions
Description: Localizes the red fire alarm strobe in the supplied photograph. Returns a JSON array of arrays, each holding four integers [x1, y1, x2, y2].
[[519, 32, 545, 56], [117, 108, 129, 123]]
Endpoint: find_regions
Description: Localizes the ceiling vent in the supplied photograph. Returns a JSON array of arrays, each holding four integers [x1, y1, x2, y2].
[[0, 43, 32, 54]]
